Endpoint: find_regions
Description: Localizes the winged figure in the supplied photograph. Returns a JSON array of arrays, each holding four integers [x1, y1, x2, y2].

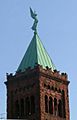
[[30, 7, 38, 32]]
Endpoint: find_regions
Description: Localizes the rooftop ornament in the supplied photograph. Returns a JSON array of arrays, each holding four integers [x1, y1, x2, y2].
[[30, 7, 38, 33]]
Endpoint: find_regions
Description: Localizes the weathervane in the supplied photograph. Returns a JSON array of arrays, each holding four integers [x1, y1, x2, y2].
[[30, 7, 38, 33]]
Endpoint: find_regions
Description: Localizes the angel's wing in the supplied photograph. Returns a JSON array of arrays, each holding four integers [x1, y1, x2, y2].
[[30, 7, 35, 19]]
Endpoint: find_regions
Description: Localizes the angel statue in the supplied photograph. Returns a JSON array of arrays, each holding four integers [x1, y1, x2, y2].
[[30, 7, 38, 32]]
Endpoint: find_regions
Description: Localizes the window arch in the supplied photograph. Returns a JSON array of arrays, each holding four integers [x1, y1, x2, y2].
[[49, 97, 53, 114], [54, 98, 57, 116], [58, 100, 62, 117], [45, 95, 48, 113]]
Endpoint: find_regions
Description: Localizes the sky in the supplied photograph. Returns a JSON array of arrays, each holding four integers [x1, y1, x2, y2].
[[0, 0, 77, 119]]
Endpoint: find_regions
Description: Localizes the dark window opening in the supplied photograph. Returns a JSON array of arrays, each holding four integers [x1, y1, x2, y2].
[[15, 100, 20, 118], [51, 86, 54, 91], [47, 85, 50, 89], [25, 97, 30, 116], [31, 96, 35, 114], [44, 84, 46, 87], [58, 88, 61, 93], [62, 90, 66, 118], [10, 91, 14, 117], [49, 97, 53, 114], [54, 98, 57, 116], [55, 87, 57, 91], [20, 98, 24, 117], [45, 95, 48, 113], [58, 100, 62, 117]]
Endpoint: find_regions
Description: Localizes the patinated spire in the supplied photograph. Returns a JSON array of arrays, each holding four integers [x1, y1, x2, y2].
[[30, 7, 38, 33], [17, 8, 56, 72], [17, 33, 56, 72]]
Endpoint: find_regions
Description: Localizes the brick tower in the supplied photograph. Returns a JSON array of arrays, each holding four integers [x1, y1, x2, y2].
[[5, 8, 70, 120]]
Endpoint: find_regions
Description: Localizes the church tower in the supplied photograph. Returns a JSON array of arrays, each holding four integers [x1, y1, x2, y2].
[[5, 8, 70, 120]]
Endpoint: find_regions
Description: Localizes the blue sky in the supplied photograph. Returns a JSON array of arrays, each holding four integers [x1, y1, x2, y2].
[[0, 0, 77, 119]]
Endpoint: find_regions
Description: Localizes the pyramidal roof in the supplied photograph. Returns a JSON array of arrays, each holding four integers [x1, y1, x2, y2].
[[17, 32, 56, 72]]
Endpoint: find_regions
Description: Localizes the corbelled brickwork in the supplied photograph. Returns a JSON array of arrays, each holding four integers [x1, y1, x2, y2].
[[5, 65, 70, 120], [39, 66, 70, 120]]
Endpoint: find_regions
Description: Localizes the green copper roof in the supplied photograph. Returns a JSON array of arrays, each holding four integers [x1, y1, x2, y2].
[[17, 32, 56, 72]]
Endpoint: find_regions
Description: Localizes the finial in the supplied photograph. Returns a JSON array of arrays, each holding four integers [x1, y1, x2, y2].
[[30, 7, 38, 33]]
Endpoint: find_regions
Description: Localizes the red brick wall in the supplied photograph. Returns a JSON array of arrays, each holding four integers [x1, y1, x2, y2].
[[5, 66, 70, 120]]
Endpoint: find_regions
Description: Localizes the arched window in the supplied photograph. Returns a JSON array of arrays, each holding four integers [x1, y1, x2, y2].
[[62, 90, 66, 118], [45, 95, 48, 113], [15, 100, 19, 118], [20, 98, 24, 117], [49, 97, 53, 114], [31, 96, 35, 114], [58, 100, 62, 117], [54, 98, 57, 116], [25, 97, 30, 116]]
